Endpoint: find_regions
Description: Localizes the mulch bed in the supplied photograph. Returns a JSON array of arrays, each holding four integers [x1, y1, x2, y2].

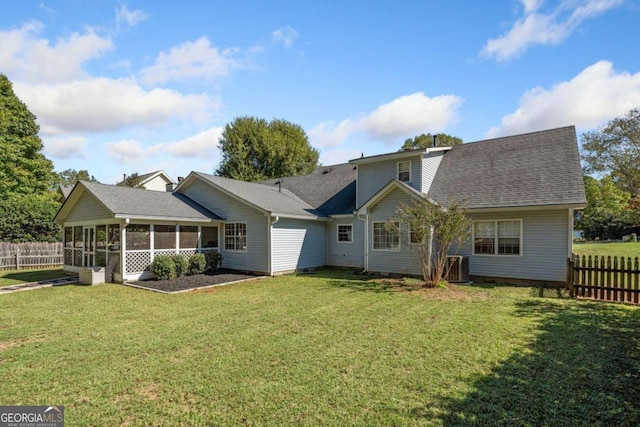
[[127, 269, 260, 293]]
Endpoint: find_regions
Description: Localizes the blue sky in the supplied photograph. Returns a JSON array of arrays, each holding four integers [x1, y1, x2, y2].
[[1, 0, 639, 184]]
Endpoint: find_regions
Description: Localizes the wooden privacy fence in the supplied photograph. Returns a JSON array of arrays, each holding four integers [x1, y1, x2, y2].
[[0, 242, 63, 271], [569, 254, 640, 304]]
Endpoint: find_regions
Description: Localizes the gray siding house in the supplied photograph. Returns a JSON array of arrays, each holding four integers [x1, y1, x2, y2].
[[55, 126, 586, 284]]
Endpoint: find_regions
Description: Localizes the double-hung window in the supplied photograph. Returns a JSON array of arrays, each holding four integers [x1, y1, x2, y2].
[[337, 224, 353, 243], [225, 223, 247, 251], [397, 161, 411, 182], [473, 220, 522, 255], [373, 222, 400, 251]]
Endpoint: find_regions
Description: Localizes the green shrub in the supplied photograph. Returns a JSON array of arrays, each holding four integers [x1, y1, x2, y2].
[[206, 251, 223, 271], [188, 253, 207, 275], [171, 254, 188, 277], [151, 255, 176, 280]]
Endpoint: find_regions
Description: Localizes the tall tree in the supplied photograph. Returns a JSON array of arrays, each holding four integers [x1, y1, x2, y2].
[[57, 169, 98, 186], [577, 176, 635, 240], [581, 108, 640, 195], [118, 172, 144, 188], [0, 194, 61, 242], [402, 133, 462, 150], [216, 117, 319, 181], [0, 74, 57, 199]]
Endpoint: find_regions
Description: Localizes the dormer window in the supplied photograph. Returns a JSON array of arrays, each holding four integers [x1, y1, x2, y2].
[[397, 161, 411, 182]]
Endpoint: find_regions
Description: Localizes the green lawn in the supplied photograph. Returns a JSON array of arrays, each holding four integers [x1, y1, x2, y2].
[[0, 267, 68, 287], [1, 269, 639, 426], [573, 241, 640, 258]]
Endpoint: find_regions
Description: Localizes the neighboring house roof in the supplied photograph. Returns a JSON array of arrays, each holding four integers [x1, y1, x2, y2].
[[261, 163, 358, 215], [427, 126, 587, 209], [190, 173, 327, 219], [138, 170, 174, 185], [55, 181, 221, 223], [58, 184, 74, 200]]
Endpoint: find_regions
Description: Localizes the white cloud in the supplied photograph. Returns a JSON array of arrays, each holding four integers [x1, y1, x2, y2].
[[486, 60, 640, 138], [14, 78, 217, 135], [43, 136, 87, 159], [309, 92, 463, 148], [0, 21, 113, 83], [106, 139, 163, 164], [521, 0, 544, 13], [319, 148, 363, 166], [271, 26, 298, 48], [482, 0, 623, 61], [115, 5, 148, 30], [139, 37, 239, 85], [164, 127, 224, 157]]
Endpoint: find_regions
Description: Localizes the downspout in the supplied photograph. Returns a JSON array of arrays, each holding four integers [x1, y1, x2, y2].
[[357, 212, 368, 272], [268, 215, 280, 276], [120, 218, 130, 282]]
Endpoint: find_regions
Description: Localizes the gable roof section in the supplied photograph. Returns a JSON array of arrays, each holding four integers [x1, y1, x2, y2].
[[138, 170, 174, 185], [185, 173, 327, 219], [55, 181, 221, 223], [261, 163, 357, 215], [356, 179, 436, 213], [427, 126, 587, 209]]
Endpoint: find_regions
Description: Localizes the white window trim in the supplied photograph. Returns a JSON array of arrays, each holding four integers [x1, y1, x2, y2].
[[397, 160, 411, 182], [472, 219, 523, 257], [337, 223, 353, 244], [372, 221, 401, 252], [224, 222, 247, 252]]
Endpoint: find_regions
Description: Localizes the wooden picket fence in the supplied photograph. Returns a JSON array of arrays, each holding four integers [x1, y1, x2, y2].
[[569, 254, 640, 304], [0, 242, 63, 271]]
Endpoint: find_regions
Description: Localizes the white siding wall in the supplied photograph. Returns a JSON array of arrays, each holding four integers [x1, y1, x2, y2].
[[458, 209, 570, 282], [357, 155, 421, 208], [327, 218, 364, 268], [142, 176, 171, 192], [272, 218, 327, 272], [367, 188, 422, 276], [181, 180, 270, 273], [66, 192, 112, 222], [421, 152, 445, 194]]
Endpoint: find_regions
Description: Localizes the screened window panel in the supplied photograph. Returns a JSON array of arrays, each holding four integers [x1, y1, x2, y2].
[[180, 226, 198, 248], [201, 226, 219, 248], [155, 225, 176, 249], [126, 224, 150, 250]]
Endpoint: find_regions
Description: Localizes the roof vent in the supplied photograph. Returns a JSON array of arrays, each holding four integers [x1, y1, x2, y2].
[[322, 168, 332, 174]]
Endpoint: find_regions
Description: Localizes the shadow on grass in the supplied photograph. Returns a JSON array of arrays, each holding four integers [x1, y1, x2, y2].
[[0, 268, 66, 285], [417, 299, 640, 426], [305, 269, 425, 293]]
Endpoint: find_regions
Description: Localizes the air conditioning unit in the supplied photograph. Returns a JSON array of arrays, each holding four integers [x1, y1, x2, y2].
[[445, 255, 469, 283]]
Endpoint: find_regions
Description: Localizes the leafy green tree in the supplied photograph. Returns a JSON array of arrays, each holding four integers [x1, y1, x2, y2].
[[118, 172, 144, 188], [582, 108, 640, 195], [577, 176, 635, 240], [0, 73, 57, 199], [216, 117, 319, 181], [0, 194, 61, 242], [402, 133, 462, 150], [387, 199, 471, 287], [57, 169, 98, 186]]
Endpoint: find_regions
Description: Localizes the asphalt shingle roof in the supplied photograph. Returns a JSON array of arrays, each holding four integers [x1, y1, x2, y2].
[[78, 181, 222, 220], [194, 173, 326, 218], [427, 126, 587, 209], [261, 163, 357, 215]]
